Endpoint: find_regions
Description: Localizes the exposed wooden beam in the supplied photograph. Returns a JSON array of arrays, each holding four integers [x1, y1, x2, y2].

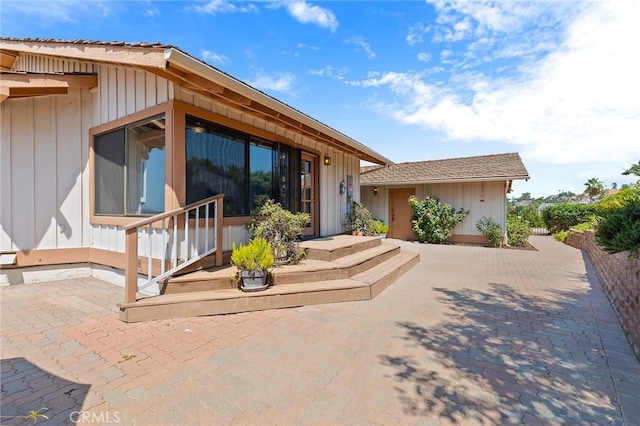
[[0, 50, 18, 71], [0, 40, 167, 68], [0, 73, 97, 102]]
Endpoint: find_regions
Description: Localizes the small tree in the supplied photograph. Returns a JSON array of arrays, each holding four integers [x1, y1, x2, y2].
[[476, 217, 503, 248], [248, 199, 309, 264], [584, 177, 604, 204], [409, 196, 469, 243]]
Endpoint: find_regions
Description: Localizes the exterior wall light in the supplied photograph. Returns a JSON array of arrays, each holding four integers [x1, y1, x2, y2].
[[324, 156, 332, 166], [373, 187, 378, 196]]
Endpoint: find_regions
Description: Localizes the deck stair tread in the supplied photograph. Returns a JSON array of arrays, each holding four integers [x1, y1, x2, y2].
[[119, 235, 420, 322], [120, 278, 369, 307], [331, 243, 399, 267], [353, 251, 420, 284]]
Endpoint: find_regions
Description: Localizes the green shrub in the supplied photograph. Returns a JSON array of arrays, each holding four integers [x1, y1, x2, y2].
[[507, 218, 532, 247], [597, 187, 640, 212], [476, 217, 503, 247], [595, 200, 640, 257], [553, 230, 568, 243], [248, 199, 309, 264], [409, 195, 469, 243], [571, 220, 597, 232], [508, 204, 544, 227], [231, 237, 275, 272], [541, 203, 596, 233], [347, 202, 373, 235], [372, 219, 389, 235]]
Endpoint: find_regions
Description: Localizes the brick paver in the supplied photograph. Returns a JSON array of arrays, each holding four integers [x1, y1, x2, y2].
[[1, 236, 639, 425]]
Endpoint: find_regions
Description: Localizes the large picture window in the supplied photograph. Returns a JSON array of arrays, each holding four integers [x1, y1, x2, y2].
[[185, 116, 290, 216], [94, 115, 165, 216]]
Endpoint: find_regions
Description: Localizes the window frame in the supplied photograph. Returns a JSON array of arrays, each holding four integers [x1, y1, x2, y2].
[[89, 100, 304, 227]]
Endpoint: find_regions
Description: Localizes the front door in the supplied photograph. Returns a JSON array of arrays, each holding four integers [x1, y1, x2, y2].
[[300, 152, 318, 236], [389, 188, 415, 240]]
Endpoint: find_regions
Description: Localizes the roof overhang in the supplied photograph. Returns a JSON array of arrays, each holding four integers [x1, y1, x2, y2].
[[0, 72, 98, 102], [162, 48, 391, 164], [0, 39, 391, 165], [361, 176, 529, 186]]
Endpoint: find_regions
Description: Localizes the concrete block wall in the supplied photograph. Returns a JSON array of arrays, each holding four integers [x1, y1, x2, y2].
[[567, 230, 640, 359]]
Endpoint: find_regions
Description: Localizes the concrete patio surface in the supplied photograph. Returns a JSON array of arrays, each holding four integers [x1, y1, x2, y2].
[[1, 236, 639, 425]]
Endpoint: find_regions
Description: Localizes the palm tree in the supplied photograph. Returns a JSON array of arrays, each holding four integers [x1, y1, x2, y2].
[[622, 161, 640, 177], [584, 178, 604, 203]]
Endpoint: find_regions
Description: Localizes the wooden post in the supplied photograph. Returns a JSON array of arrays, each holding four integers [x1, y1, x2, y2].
[[216, 198, 224, 266], [125, 228, 138, 304]]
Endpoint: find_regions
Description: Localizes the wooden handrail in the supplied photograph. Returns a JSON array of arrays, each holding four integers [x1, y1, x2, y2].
[[124, 195, 224, 304], [123, 194, 225, 231]]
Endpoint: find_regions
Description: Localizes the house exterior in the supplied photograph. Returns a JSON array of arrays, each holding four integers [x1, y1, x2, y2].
[[0, 38, 391, 288], [360, 153, 530, 244]]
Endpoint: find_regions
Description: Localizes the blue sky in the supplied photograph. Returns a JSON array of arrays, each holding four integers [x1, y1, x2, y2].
[[2, 0, 639, 197]]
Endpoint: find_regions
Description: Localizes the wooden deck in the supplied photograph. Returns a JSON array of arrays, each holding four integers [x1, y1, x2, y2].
[[118, 235, 419, 322]]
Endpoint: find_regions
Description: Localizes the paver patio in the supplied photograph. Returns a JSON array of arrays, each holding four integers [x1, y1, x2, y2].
[[1, 236, 639, 425]]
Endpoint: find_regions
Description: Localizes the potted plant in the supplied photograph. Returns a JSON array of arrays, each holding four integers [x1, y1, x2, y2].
[[372, 219, 389, 238], [346, 202, 373, 235], [230, 237, 275, 291], [248, 198, 309, 265]]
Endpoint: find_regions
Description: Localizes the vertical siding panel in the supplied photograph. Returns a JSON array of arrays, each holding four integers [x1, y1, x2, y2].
[[81, 88, 92, 246], [107, 67, 117, 122], [10, 99, 36, 250], [99, 65, 109, 125], [56, 91, 83, 247], [0, 102, 12, 250], [145, 73, 157, 108], [116, 67, 127, 119], [157, 76, 168, 104], [125, 68, 136, 115], [33, 97, 58, 248], [135, 70, 146, 112]]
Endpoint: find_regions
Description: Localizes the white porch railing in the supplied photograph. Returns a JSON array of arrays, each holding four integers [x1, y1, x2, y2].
[[123, 195, 224, 304]]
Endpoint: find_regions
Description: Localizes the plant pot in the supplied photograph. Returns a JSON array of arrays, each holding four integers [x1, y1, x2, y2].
[[352, 231, 364, 236], [240, 269, 269, 292]]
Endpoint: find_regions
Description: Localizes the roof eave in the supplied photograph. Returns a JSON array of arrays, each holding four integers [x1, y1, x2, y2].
[[361, 175, 530, 186], [165, 48, 392, 165]]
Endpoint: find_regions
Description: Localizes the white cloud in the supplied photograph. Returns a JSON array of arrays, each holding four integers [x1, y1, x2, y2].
[[406, 23, 430, 45], [309, 65, 348, 80], [194, 0, 258, 15], [346, 36, 375, 59], [283, 0, 338, 32], [351, 1, 640, 168], [247, 71, 297, 94], [201, 50, 230, 65], [417, 53, 431, 63]]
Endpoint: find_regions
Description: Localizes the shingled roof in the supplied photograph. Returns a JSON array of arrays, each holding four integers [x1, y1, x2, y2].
[[360, 153, 529, 185]]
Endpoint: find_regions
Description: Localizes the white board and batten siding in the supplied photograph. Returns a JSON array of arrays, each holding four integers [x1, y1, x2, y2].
[[2, 54, 361, 258], [1, 90, 90, 251], [1, 54, 174, 254], [362, 181, 507, 237]]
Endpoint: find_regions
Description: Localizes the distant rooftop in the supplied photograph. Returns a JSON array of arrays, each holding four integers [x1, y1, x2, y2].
[[360, 152, 530, 185]]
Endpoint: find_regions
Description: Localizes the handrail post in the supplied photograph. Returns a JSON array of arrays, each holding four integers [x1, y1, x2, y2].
[[125, 228, 138, 304], [216, 198, 223, 266]]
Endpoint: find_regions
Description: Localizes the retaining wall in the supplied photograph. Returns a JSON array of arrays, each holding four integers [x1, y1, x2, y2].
[[566, 230, 640, 358]]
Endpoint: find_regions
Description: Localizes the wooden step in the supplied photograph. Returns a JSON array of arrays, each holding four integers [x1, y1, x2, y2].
[[270, 243, 400, 285], [301, 235, 381, 261], [119, 279, 371, 323], [162, 265, 236, 294], [353, 251, 420, 298]]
